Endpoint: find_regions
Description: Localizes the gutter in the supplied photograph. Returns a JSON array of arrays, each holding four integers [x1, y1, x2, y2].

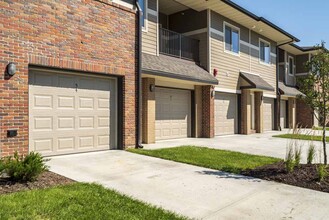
[[276, 40, 295, 131], [135, 1, 143, 149]]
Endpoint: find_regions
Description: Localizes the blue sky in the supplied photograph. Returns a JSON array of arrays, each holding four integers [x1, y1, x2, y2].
[[231, 0, 328, 46]]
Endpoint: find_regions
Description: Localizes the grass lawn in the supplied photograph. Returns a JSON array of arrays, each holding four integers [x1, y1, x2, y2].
[[313, 127, 329, 131], [273, 134, 328, 142], [0, 183, 186, 220], [128, 146, 281, 174]]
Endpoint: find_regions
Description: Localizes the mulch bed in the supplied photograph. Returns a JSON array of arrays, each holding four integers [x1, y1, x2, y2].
[[242, 162, 329, 193], [0, 171, 75, 195]]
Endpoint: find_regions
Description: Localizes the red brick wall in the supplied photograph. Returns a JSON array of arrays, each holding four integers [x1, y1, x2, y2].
[[0, 0, 137, 156], [201, 86, 214, 138], [296, 99, 314, 128]]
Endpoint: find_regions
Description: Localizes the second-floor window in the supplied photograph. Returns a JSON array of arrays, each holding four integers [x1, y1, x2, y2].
[[259, 40, 271, 64], [288, 56, 294, 75], [224, 23, 240, 54], [139, 0, 146, 28]]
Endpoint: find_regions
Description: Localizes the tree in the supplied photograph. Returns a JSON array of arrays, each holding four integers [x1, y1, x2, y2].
[[297, 42, 329, 165]]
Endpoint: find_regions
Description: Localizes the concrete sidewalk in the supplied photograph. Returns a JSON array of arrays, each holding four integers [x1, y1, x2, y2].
[[143, 130, 327, 163], [48, 151, 329, 220]]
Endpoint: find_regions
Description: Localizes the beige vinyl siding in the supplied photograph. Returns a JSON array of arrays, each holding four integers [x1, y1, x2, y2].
[[189, 32, 208, 71], [210, 10, 277, 94]]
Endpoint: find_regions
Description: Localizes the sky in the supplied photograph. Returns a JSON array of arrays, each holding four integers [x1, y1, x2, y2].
[[231, 0, 329, 47]]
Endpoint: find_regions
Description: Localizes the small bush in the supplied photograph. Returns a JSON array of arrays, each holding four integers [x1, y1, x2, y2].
[[307, 143, 316, 164], [285, 146, 295, 173], [317, 164, 328, 182], [0, 159, 4, 173], [2, 151, 49, 182], [294, 146, 302, 167]]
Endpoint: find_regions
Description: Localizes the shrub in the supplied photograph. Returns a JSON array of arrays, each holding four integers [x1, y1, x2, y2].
[[2, 151, 49, 182], [0, 159, 4, 173], [307, 143, 316, 164], [285, 145, 295, 173], [317, 164, 328, 182], [294, 146, 302, 167]]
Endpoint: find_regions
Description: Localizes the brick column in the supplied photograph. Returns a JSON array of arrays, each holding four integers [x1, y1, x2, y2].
[[255, 91, 264, 133], [288, 97, 296, 129], [202, 86, 214, 138], [296, 99, 314, 128], [142, 78, 156, 144], [195, 86, 203, 138], [241, 89, 251, 134]]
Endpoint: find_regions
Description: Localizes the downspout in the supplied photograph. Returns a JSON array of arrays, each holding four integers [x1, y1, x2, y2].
[[276, 39, 295, 131], [136, 1, 143, 148]]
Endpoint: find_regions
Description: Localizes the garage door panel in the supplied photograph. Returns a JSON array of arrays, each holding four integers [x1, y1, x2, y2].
[[215, 93, 237, 135], [29, 70, 116, 156], [155, 87, 191, 140]]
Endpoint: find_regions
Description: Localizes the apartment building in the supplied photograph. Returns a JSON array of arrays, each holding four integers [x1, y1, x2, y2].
[[278, 44, 319, 128], [140, 0, 300, 143]]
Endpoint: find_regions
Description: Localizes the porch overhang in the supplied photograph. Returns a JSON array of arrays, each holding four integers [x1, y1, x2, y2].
[[142, 53, 218, 85], [240, 72, 274, 91], [279, 82, 305, 97]]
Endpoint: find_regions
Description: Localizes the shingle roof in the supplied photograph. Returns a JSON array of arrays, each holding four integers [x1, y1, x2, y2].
[[279, 82, 304, 97], [240, 72, 274, 91], [142, 53, 218, 85]]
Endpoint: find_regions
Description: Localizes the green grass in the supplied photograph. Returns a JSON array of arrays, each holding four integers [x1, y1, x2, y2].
[[273, 134, 329, 142], [0, 183, 186, 220], [128, 146, 281, 174], [313, 127, 329, 131]]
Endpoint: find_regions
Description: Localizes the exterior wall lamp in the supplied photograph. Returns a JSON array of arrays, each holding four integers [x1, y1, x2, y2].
[[6, 63, 17, 76], [149, 84, 155, 92]]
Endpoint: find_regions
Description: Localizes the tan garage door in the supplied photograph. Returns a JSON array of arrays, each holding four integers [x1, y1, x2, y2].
[[280, 100, 287, 129], [29, 69, 117, 156], [155, 87, 191, 140], [263, 97, 274, 131], [215, 92, 237, 135]]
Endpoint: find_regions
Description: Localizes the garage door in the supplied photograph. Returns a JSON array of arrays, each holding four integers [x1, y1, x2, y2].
[[280, 100, 287, 129], [263, 97, 274, 131], [29, 69, 117, 156], [155, 87, 191, 140], [215, 92, 237, 135]]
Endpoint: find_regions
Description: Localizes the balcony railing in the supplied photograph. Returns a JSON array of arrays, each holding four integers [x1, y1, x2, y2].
[[159, 28, 199, 62]]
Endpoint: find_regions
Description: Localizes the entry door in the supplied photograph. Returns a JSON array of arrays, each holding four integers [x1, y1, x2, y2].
[[263, 97, 274, 131], [215, 92, 237, 135], [280, 100, 287, 129], [155, 87, 191, 140]]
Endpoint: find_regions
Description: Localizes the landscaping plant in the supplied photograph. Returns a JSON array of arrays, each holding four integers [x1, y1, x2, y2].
[[307, 143, 316, 164], [285, 145, 295, 173], [297, 42, 329, 165], [317, 164, 328, 182], [1, 151, 49, 182], [294, 146, 302, 168]]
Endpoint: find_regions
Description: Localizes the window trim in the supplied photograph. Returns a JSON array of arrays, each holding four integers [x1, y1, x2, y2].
[[259, 38, 271, 65], [288, 56, 295, 76], [140, 0, 148, 32], [223, 21, 240, 56]]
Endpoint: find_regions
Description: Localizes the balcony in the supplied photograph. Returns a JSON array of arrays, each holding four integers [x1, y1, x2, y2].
[[159, 28, 200, 62]]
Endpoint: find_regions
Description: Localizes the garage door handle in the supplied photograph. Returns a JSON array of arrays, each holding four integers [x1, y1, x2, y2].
[[75, 83, 78, 92]]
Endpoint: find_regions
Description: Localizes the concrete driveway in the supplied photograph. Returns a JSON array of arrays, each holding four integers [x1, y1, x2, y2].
[[144, 129, 327, 163], [48, 151, 329, 220]]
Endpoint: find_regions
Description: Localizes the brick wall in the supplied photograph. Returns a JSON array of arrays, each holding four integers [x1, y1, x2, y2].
[[0, 0, 137, 156], [296, 99, 314, 128], [201, 86, 214, 138]]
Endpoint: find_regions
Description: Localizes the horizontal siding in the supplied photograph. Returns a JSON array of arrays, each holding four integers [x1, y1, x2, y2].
[[211, 37, 250, 90], [142, 16, 157, 55], [210, 10, 277, 95], [190, 32, 208, 70]]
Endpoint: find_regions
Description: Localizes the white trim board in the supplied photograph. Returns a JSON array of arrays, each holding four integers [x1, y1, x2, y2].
[[183, 28, 207, 36], [214, 87, 241, 94]]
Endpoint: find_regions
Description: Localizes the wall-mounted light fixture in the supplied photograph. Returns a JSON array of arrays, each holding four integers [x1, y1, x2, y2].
[[211, 90, 215, 98], [6, 63, 17, 76], [149, 84, 155, 92], [213, 68, 218, 77], [261, 95, 263, 101]]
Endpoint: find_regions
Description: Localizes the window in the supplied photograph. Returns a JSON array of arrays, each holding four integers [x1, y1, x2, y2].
[[138, 0, 146, 28], [288, 56, 294, 75], [260, 40, 271, 64], [224, 24, 240, 54]]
